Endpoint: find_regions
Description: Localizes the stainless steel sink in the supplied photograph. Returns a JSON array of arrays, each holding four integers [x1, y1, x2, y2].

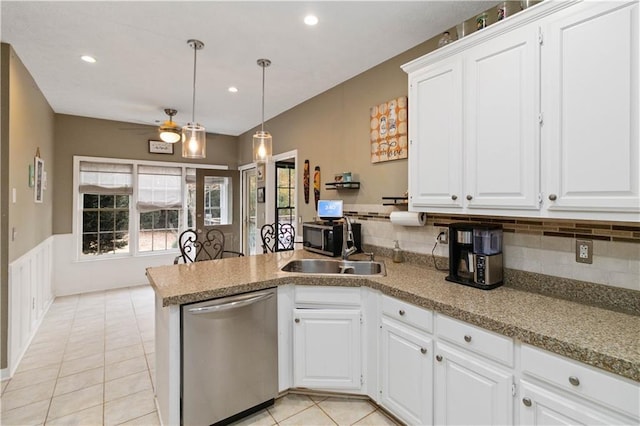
[[281, 259, 386, 276]]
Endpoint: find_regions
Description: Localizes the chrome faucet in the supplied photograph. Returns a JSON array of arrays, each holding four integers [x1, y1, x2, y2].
[[342, 216, 358, 260]]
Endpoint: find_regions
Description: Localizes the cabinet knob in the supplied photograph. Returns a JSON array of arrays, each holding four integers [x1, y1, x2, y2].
[[398, 309, 405, 316], [464, 334, 472, 343], [548, 194, 557, 201], [436, 355, 443, 362], [294, 318, 300, 323], [522, 397, 532, 407], [568, 376, 580, 386], [466, 195, 473, 201], [420, 348, 427, 354], [451, 194, 458, 201]]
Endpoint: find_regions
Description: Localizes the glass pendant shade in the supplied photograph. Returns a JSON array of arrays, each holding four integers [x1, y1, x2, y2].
[[182, 123, 206, 158], [159, 120, 181, 143], [253, 130, 272, 162]]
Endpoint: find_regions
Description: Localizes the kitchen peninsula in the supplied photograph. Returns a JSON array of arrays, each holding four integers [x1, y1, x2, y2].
[[146, 251, 640, 425]]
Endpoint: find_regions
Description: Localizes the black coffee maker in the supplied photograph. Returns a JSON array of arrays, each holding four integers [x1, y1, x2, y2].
[[446, 223, 503, 290]]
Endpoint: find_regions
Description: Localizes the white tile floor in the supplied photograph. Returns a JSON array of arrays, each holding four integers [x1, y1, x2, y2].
[[0, 286, 399, 426]]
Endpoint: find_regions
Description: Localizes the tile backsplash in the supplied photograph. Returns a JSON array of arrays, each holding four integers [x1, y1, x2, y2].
[[344, 204, 640, 292]]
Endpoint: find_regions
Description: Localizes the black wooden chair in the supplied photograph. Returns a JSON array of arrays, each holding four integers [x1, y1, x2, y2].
[[260, 223, 296, 254], [174, 229, 244, 264]]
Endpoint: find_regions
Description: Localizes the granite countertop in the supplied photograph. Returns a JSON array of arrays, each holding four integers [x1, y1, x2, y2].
[[146, 250, 640, 382]]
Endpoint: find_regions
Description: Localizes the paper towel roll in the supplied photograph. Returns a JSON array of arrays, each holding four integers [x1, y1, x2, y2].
[[390, 211, 427, 226]]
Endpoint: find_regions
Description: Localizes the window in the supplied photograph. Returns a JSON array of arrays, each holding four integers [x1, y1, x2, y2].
[[137, 165, 182, 252], [276, 161, 295, 226], [75, 157, 227, 259], [79, 162, 132, 255]]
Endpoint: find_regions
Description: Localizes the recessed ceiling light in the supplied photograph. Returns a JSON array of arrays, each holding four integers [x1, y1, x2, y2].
[[304, 15, 318, 26], [228, 86, 238, 93], [81, 55, 96, 63]]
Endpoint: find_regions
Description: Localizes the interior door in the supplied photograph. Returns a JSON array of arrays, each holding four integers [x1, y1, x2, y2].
[[195, 169, 240, 254], [242, 168, 258, 256]]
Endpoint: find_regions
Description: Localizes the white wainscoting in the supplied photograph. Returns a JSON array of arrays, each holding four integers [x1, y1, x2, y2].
[[53, 234, 177, 297], [6, 236, 54, 378]]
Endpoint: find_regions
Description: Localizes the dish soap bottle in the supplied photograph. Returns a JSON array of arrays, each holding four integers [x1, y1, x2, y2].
[[393, 240, 404, 263]]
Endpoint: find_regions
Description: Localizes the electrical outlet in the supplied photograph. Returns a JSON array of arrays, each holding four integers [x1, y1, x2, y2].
[[438, 228, 449, 244], [575, 239, 593, 264]]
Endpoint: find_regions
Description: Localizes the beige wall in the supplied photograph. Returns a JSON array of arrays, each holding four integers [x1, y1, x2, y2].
[[1, 43, 56, 368], [238, 35, 442, 223], [53, 114, 239, 234]]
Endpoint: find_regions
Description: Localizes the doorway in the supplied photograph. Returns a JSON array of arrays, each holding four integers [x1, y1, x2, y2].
[[241, 167, 258, 255], [193, 169, 240, 254]]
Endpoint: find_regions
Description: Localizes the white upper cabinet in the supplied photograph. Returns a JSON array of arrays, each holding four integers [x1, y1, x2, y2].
[[403, 0, 639, 222], [541, 1, 640, 220], [409, 56, 463, 210], [464, 24, 540, 210]]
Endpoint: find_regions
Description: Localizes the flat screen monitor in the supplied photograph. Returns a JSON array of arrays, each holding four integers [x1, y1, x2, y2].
[[317, 199, 343, 221]]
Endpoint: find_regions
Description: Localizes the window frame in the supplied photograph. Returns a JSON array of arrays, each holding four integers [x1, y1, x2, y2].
[[73, 156, 227, 261]]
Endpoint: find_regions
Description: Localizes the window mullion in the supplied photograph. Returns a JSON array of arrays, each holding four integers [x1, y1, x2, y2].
[[131, 163, 139, 256]]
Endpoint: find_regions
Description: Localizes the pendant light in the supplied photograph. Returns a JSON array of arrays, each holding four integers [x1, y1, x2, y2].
[[158, 108, 181, 143], [182, 39, 206, 159], [253, 58, 272, 163]]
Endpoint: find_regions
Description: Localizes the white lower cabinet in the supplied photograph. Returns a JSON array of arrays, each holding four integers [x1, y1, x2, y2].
[[292, 308, 362, 390], [434, 343, 513, 425], [380, 317, 433, 425], [519, 344, 640, 425], [519, 380, 632, 426]]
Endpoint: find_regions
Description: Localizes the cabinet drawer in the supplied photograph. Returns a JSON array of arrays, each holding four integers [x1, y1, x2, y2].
[[382, 295, 433, 333], [436, 314, 513, 367], [294, 286, 360, 307], [521, 344, 640, 419]]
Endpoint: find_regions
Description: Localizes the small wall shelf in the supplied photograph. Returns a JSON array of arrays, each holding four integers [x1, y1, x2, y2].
[[382, 196, 408, 206], [325, 182, 360, 190]]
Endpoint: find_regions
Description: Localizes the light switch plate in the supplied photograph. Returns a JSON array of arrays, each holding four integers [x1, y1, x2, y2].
[[575, 239, 593, 264]]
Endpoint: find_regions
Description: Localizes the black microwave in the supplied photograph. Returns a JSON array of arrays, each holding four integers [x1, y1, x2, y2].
[[302, 221, 362, 257]]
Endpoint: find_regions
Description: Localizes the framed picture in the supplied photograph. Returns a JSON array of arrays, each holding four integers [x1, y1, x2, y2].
[[149, 140, 174, 154], [34, 156, 44, 203], [256, 163, 265, 183], [257, 187, 265, 203]]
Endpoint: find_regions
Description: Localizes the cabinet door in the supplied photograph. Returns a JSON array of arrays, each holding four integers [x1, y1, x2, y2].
[[519, 380, 633, 425], [380, 317, 433, 425], [293, 308, 361, 390], [465, 24, 540, 210], [434, 343, 513, 425], [542, 1, 640, 216], [408, 56, 463, 210]]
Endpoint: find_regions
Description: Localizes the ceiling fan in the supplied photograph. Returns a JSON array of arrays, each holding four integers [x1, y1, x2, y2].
[[118, 108, 181, 139]]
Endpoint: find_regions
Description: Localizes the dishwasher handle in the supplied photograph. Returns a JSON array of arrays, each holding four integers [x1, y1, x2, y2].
[[187, 291, 274, 315]]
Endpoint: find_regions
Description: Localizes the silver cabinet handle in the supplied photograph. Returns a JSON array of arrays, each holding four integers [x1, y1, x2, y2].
[[464, 335, 472, 343], [398, 309, 405, 316], [549, 194, 557, 201], [436, 355, 443, 362], [466, 195, 473, 201], [522, 397, 532, 407], [420, 348, 427, 354], [294, 318, 300, 323], [569, 376, 580, 386], [451, 194, 458, 201]]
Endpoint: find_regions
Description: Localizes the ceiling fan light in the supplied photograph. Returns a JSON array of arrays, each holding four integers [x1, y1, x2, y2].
[[253, 130, 272, 162], [159, 120, 181, 143], [182, 122, 206, 159]]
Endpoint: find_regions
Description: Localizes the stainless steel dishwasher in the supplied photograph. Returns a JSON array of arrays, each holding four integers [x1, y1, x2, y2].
[[181, 288, 278, 426]]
